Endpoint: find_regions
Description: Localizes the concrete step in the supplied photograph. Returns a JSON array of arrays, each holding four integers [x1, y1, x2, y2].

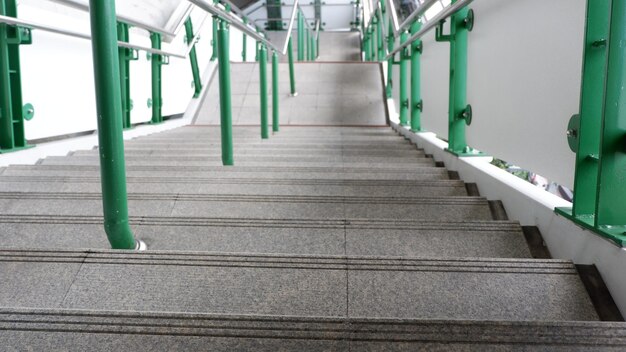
[[38, 156, 435, 168], [1, 308, 623, 351], [72, 148, 426, 158], [0, 192, 495, 220], [0, 176, 467, 197], [0, 165, 450, 181], [122, 143, 419, 151], [0, 249, 599, 321], [0, 215, 531, 258]]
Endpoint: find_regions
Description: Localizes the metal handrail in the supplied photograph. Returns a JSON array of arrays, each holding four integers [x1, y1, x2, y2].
[[0, 13, 209, 59], [48, 0, 188, 37], [219, 0, 266, 34], [389, 0, 439, 35], [189, 0, 299, 55], [385, 0, 473, 59]]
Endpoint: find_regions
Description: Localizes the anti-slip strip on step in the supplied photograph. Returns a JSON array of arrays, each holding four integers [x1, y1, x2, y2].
[[0, 214, 523, 231], [0, 176, 463, 187], [0, 192, 487, 205], [0, 249, 576, 274], [5, 164, 446, 174], [0, 308, 624, 346]]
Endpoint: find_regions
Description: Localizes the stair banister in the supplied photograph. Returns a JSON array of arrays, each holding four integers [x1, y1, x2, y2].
[[87, 0, 142, 250]]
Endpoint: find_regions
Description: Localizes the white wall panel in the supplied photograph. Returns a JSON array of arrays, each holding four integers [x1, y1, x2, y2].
[[18, 3, 217, 140], [420, 29, 448, 139], [465, 0, 585, 188]]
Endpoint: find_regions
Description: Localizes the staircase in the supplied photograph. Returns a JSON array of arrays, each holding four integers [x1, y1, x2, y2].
[[1, 123, 625, 350]]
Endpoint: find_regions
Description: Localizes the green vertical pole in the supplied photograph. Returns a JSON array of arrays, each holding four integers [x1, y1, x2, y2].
[[377, 11, 384, 61], [410, 21, 423, 132], [117, 22, 132, 129], [242, 18, 247, 62], [305, 27, 310, 61], [297, 11, 304, 61], [363, 28, 371, 61], [311, 37, 317, 60], [216, 18, 233, 166], [184, 18, 202, 98], [440, 1, 472, 155], [272, 51, 279, 132], [399, 30, 409, 126], [385, 21, 394, 98], [368, 26, 375, 61], [570, 0, 610, 219], [150, 32, 163, 124], [259, 44, 269, 139], [0, 0, 15, 151], [0, 0, 30, 153], [287, 38, 297, 95], [211, 16, 218, 61], [370, 16, 380, 61], [595, 0, 626, 231], [556, 0, 626, 246], [87, 0, 139, 250]]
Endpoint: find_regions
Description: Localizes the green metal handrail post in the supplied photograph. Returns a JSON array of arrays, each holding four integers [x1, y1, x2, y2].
[[184, 18, 203, 98], [242, 18, 247, 61], [287, 37, 297, 95], [272, 50, 279, 132], [398, 30, 409, 126], [0, 0, 31, 153], [117, 22, 132, 129], [385, 21, 394, 97], [150, 32, 163, 124], [311, 36, 317, 60], [259, 44, 269, 139], [305, 27, 310, 61], [410, 21, 423, 132], [368, 26, 375, 61], [370, 15, 380, 61], [216, 18, 234, 165], [211, 16, 218, 61], [435, 1, 475, 155], [556, 0, 626, 246], [363, 28, 371, 61], [297, 11, 305, 61], [376, 11, 384, 61], [87, 0, 139, 250]]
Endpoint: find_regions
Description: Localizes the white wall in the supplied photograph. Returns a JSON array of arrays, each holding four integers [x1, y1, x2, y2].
[[465, 0, 585, 188], [402, 0, 585, 188], [17, 2, 251, 141]]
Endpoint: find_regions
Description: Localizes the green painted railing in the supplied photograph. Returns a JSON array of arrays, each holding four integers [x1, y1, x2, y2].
[[369, 0, 626, 246]]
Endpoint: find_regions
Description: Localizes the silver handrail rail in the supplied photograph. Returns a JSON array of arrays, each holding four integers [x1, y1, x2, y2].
[[389, 0, 439, 35], [385, 0, 472, 59], [189, 0, 299, 55], [219, 0, 266, 34], [48, 0, 187, 37], [0, 13, 210, 59]]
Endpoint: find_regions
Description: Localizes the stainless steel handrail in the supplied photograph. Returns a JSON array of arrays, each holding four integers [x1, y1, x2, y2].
[[189, 0, 299, 55], [48, 0, 185, 37], [385, 0, 473, 59], [0, 13, 210, 59], [396, 0, 440, 34]]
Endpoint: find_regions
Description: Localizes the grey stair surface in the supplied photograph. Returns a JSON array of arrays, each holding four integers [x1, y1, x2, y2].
[[2, 309, 624, 352], [194, 63, 386, 126], [0, 122, 620, 349], [0, 249, 599, 321]]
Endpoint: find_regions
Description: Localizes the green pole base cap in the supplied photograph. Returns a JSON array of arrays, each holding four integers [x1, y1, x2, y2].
[[445, 146, 487, 158], [555, 207, 626, 247]]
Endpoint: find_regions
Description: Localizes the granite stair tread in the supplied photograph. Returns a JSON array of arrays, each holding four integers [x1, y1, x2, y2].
[[0, 308, 624, 351], [0, 249, 599, 321], [0, 215, 532, 257], [0, 176, 467, 197]]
